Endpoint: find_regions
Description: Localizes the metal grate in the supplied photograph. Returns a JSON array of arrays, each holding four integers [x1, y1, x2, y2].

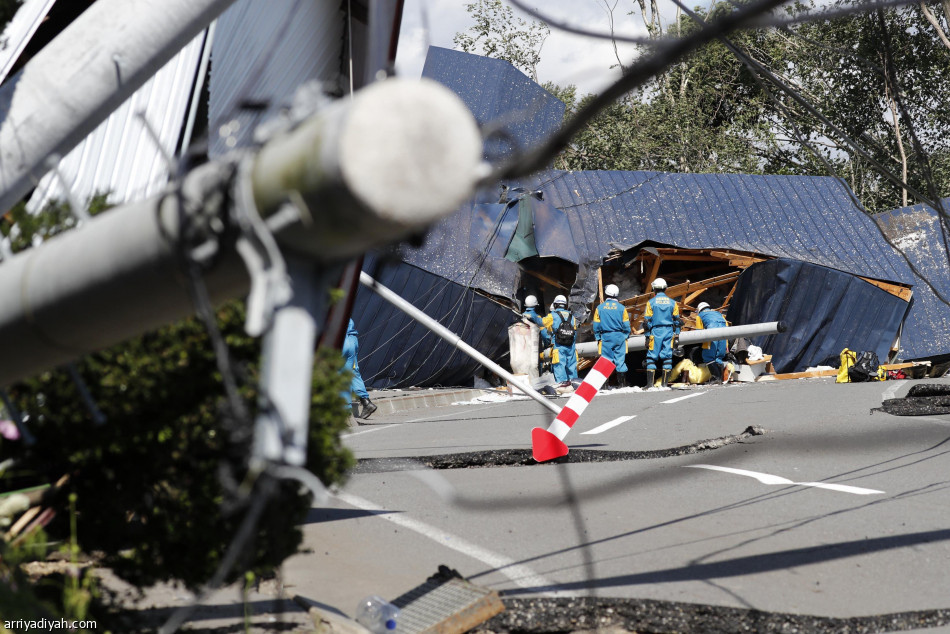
[[390, 571, 504, 634]]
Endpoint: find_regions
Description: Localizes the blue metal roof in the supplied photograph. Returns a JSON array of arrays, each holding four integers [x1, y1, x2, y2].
[[421, 46, 565, 160], [531, 170, 913, 283]]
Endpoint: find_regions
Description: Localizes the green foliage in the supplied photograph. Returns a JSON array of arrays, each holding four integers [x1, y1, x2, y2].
[[457, 0, 950, 210], [454, 0, 550, 81], [1, 194, 110, 252], [4, 300, 354, 590]]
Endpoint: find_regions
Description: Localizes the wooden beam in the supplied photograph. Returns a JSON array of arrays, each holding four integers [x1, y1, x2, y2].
[[622, 271, 741, 307], [858, 277, 913, 302], [521, 268, 572, 292], [597, 267, 604, 304], [684, 289, 707, 305]]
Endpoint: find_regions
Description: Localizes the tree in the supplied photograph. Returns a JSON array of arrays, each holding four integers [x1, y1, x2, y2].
[[460, 0, 950, 212], [454, 0, 550, 82]]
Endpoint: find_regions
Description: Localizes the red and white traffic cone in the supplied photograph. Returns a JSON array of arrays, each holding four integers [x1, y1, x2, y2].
[[531, 356, 616, 462]]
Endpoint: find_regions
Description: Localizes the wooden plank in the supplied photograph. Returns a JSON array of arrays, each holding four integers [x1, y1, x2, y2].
[[597, 267, 604, 304], [858, 277, 913, 302], [622, 271, 740, 307], [709, 251, 771, 268], [521, 268, 571, 291], [645, 257, 661, 291], [684, 289, 707, 305]]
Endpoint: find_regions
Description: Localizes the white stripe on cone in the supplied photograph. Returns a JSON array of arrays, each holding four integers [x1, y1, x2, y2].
[[532, 356, 616, 462]]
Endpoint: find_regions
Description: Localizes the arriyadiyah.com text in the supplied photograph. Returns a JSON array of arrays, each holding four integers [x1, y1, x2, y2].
[[4, 619, 96, 631]]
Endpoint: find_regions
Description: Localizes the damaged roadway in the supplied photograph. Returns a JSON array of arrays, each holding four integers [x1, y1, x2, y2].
[[282, 375, 950, 633]]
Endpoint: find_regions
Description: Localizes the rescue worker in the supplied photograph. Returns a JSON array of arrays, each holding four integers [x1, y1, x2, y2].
[[592, 284, 631, 388], [523, 295, 551, 344], [542, 295, 578, 383], [644, 278, 680, 388], [342, 319, 377, 419], [696, 301, 728, 383]]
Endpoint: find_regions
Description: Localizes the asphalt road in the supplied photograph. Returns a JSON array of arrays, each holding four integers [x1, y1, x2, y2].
[[282, 376, 950, 630]]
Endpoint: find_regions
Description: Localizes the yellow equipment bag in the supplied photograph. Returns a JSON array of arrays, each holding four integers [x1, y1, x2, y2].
[[837, 348, 856, 383]]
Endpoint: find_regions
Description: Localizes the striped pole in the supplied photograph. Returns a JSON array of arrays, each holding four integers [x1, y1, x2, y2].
[[531, 356, 616, 462]]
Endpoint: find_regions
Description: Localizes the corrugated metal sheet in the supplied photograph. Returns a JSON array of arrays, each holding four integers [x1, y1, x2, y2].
[[0, 0, 57, 84], [728, 259, 911, 372], [876, 200, 950, 359], [208, 0, 345, 158], [533, 170, 912, 282], [26, 32, 207, 211]]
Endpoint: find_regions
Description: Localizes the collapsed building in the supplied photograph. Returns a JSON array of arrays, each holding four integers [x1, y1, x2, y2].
[[353, 47, 950, 388]]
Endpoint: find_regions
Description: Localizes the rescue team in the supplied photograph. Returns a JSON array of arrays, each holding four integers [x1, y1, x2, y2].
[[522, 279, 729, 389]]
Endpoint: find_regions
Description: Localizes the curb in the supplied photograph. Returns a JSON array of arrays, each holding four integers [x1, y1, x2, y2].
[[369, 389, 488, 416]]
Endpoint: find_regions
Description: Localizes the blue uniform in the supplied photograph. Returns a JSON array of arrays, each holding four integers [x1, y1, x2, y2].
[[522, 306, 551, 346], [342, 319, 369, 400], [542, 309, 578, 382], [592, 298, 630, 373], [698, 308, 728, 368], [644, 292, 680, 371]]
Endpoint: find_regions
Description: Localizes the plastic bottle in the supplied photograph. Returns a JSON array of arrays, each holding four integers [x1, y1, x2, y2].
[[355, 595, 400, 633]]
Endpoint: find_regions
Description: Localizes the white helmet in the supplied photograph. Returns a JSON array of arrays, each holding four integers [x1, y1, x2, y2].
[[604, 284, 619, 298], [553, 294, 567, 308], [651, 278, 667, 291], [524, 295, 538, 308], [697, 301, 710, 312]]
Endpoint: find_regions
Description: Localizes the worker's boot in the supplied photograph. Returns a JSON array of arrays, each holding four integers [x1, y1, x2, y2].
[[359, 397, 377, 419], [661, 369, 670, 388], [617, 372, 627, 389], [645, 369, 655, 389]]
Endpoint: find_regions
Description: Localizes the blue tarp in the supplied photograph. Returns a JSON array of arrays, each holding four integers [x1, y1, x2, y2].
[[353, 254, 514, 389], [728, 259, 911, 372]]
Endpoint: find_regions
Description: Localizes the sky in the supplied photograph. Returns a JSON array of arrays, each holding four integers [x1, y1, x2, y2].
[[394, 0, 649, 97]]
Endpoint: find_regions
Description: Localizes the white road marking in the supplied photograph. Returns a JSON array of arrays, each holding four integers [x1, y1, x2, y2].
[[662, 391, 706, 404], [334, 491, 558, 593], [686, 464, 884, 495], [345, 424, 399, 437], [882, 380, 907, 402], [581, 415, 637, 435]]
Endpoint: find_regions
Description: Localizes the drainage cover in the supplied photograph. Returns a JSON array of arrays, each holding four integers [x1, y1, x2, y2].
[[390, 566, 504, 634]]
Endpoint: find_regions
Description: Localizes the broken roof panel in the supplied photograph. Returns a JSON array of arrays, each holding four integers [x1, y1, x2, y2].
[[876, 200, 950, 359]]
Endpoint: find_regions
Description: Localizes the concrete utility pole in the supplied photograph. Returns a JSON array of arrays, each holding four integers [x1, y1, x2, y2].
[[0, 78, 483, 391], [574, 321, 787, 357], [0, 0, 241, 213]]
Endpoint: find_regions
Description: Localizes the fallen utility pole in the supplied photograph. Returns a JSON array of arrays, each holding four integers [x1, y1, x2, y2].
[[0, 0, 242, 213], [0, 78, 482, 390], [574, 321, 787, 358], [359, 272, 563, 416]]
